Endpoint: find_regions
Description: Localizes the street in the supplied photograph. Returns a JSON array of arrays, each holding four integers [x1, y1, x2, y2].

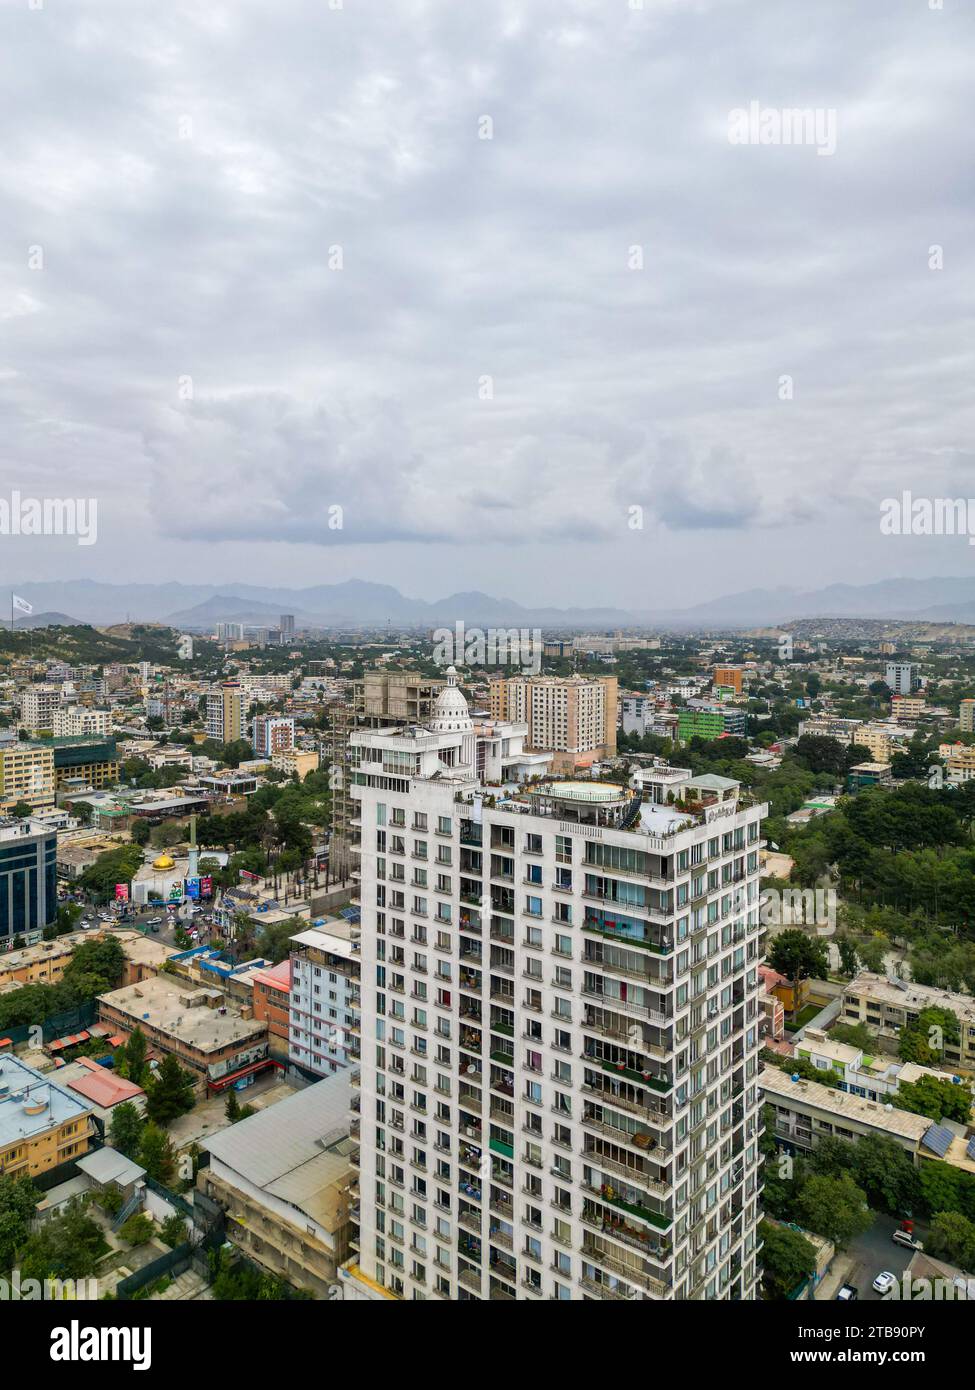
[[836, 1213, 922, 1301]]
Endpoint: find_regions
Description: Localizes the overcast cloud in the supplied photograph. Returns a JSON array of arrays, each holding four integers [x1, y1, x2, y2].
[[0, 0, 972, 607]]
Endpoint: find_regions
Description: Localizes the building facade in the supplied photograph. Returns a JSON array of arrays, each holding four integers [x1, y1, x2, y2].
[[342, 674, 766, 1302], [488, 674, 618, 770], [0, 817, 58, 947]]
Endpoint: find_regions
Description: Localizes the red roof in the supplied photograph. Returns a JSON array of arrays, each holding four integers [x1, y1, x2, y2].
[[65, 1057, 145, 1108], [251, 959, 292, 993]]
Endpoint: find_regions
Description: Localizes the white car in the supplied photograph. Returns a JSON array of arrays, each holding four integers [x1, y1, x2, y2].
[[872, 1271, 897, 1296]]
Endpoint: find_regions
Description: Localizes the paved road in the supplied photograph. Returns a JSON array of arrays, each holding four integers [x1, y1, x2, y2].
[[841, 1213, 921, 1300]]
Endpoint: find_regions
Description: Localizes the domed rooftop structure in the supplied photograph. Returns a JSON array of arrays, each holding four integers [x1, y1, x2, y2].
[[152, 852, 176, 870], [429, 666, 472, 733]]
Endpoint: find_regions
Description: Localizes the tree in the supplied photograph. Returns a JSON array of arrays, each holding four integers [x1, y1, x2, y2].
[[837, 937, 860, 979], [794, 1171, 874, 1249], [225, 1087, 241, 1122], [9, 801, 32, 820], [159, 1214, 188, 1249], [145, 1053, 195, 1125], [895, 1075, 972, 1125], [119, 1212, 155, 1246], [0, 1174, 39, 1274], [62, 934, 126, 994], [17, 1201, 105, 1283], [130, 818, 151, 846], [759, 1218, 818, 1299], [108, 1101, 145, 1159], [829, 1021, 872, 1050], [926, 1211, 975, 1271], [139, 1122, 176, 1184], [899, 1007, 960, 1065], [116, 1026, 148, 1087], [767, 930, 829, 1021]]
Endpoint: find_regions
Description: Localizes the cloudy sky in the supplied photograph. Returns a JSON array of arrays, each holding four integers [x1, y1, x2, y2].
[[1, 0, 973, 609]]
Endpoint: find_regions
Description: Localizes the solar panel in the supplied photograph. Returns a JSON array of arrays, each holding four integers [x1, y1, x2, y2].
[[922, 1122, 954, 1158], [966, 1135, 975, 1161]]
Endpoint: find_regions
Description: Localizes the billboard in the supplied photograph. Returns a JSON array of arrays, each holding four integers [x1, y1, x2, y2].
[[115, 883, 129, 902], [185, 877, 200, 900], [200, 875, 213, 897]]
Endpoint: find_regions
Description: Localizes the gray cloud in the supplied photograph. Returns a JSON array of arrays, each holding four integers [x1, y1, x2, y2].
[[0, 0, 972, 604]]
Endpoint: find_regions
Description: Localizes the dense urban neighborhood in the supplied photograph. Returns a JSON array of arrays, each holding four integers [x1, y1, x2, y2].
[[1, 618, 974, 1307]]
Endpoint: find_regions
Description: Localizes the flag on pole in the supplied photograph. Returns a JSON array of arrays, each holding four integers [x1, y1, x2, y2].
[[12, 595, 32, 615]]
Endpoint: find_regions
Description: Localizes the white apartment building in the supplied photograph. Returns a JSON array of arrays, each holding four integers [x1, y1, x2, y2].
[[289, 919, 361, 1078], [19, 684, 63, 733], [52, 706, 111, 738], [341, 668, 766, 1302]]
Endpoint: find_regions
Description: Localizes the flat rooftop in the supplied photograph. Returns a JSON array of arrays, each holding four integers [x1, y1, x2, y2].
[[0, 1054, 92, 1149], [845, 971, 975, 1024], [760, 1065, 931, 1143], [98, 974, 266, 1053]]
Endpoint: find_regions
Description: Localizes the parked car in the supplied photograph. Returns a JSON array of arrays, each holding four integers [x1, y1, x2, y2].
[[835, 1284, 858, 1301], [892, 1230, 923, 1251], [873, 1271, 897, 1296]]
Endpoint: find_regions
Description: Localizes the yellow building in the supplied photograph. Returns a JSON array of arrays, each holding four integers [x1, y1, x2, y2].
[[0, 1055, 96, 1179], [960, 699, 975, 733], [0, 742, 56, 814], [271, 749, 320, 781], [0, 934, 83, 990]]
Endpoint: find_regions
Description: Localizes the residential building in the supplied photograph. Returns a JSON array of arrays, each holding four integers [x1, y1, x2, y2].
[[677, 707, 746, 743], [941, 743, 975, 784], [793, 1028, 960, 1105], [960, 699, 975, 733], [200, 1073, 354, 1298], [0, 817, 57, 947], [488, 674, 618, 770], [891, 695, 925, 722], [0, 1054, 96, 1178], [289, 919, 361, 1077], [206, 679, 244, 743], [341, 671, 766, 1302], [841, 972, 975, 1073], [280, 614, 296, 639], [712, 666, 744, 695], [97, 974, 270, 1094], [19, 685, 62, 735], [885, 662, 920, 696], [271, 748, 320, 781], [253, 714, 296, 757], [251, 959, 292, 1059], [52, 707, 111, 738], [845, 762, 892, 792], [760, 1066, 932, 1158], [0, 743, 56, 815]]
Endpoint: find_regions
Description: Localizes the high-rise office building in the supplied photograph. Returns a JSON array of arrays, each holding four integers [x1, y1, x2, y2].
[[885, 662, 920, 696], [488, 675, 618, 771], [0, 818, 58, 947], [340, 672, 766, 1302], [280, 614, 296, 639], [206, 680, 244, 744]]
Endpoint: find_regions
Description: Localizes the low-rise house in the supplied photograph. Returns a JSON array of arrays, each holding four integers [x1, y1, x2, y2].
[[199, 1073, 355, 1298]]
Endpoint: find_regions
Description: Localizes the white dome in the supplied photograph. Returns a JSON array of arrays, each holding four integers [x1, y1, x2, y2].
[[430, 666, 472, 732]]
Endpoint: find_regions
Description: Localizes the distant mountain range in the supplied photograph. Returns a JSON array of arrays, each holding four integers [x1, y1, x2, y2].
[[6, 576, 975, 629]]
